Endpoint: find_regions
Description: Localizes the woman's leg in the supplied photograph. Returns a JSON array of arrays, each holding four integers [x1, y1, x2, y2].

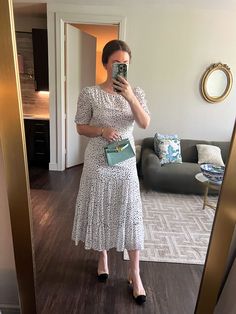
[[127, 249, 146, 295], [97, 250, 109, 274]]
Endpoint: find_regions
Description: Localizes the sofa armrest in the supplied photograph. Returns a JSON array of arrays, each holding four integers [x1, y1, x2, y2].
[[141, 147, 161, 175]]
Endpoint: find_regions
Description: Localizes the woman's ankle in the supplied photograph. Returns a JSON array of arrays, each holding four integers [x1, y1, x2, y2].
[[98, 251, 109, 273], [129, 266, 140, 274], [99, 250, 107, 257]]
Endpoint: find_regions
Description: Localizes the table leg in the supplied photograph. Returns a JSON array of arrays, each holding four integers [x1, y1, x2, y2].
[[203, 184, 209, 210]]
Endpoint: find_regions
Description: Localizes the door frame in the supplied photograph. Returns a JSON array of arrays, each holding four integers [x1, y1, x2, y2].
[[65, 23, 97, 168], [53, 12, 126, 171]]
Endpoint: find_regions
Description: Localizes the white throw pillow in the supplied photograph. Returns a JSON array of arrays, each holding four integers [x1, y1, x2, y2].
[[196, 144, 225, 166]]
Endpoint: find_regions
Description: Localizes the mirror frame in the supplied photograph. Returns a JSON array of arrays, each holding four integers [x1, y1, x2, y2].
[[0, 0, 37, 312], [3, 1, 236, 312], [201, 62, 233, 103], [195, 119, 236, 313]]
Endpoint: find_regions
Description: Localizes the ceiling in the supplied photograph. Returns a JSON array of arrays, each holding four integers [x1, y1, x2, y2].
[[13, 3, 47, 18], [12, 0, 236, 18]]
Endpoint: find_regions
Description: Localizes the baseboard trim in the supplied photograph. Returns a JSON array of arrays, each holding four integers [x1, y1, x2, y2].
[[0, 304, 21, 313], [0, 304, 20, 309], [49, 162, 58, 171]]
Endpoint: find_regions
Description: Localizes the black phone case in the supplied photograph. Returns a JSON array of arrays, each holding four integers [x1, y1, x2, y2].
[[112, 63, 128, 92]]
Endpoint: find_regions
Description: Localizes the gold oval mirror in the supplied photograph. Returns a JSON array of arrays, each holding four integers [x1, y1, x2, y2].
[[201, 63, 233, 103]]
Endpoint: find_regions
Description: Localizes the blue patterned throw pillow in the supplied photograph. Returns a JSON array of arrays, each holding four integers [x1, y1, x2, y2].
[[154, 133, 178, 155], [154, 133, 182, 165]]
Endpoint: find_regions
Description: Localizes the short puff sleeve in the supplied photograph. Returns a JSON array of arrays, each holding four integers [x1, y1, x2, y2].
[[133, 86, 151, 116], [74, 87, 93, 124]]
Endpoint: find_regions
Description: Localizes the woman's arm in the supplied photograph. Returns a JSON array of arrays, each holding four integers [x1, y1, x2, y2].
[[112, 76, 150, 129], [76, 124, 120, 141], [76, 124, 103, 137], [126, 96, 150, 129]]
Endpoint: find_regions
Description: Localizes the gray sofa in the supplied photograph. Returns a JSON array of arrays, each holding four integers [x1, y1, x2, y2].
[[140, 137, 230, 194]]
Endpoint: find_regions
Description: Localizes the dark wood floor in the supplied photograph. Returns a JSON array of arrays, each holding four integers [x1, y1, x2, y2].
[[29, 166, 203, 314]]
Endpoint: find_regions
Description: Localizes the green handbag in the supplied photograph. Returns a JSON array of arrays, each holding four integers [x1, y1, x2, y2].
[[104, 138, 135, 166]]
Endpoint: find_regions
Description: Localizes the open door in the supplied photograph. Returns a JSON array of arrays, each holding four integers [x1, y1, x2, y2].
[[65, 24, 96, 168]]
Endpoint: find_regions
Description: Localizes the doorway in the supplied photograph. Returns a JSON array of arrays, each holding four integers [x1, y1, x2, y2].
[[54, 13, 126, 171], [71, 23, 119, 85], [64, 23, 119, 169]]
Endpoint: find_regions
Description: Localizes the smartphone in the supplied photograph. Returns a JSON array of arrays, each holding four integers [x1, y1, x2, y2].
[[112, 63, 128, 92]]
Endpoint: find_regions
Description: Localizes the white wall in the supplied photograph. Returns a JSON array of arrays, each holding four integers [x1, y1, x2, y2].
[[14, 15, 47, 32], [45, 3, 236, 168]]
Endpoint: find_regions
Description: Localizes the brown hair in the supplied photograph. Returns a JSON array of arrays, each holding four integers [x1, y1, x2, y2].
[[102, 40, 132, 65]]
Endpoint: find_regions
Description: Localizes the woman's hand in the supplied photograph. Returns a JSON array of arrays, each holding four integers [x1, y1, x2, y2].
[[112, 77, 150, 129], [102, 127, 120, 142], [112, 75, 136, 103]]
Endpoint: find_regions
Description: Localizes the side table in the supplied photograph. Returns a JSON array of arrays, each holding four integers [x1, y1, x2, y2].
[[195, 173, 221, 210]]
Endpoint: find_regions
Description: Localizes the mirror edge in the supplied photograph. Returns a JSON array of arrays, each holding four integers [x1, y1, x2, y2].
[[0, 0, 37, 312], [195, 119, 236, 313]]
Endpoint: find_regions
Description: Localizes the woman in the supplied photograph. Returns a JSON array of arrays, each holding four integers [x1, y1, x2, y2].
[[72, 40, 150, 305]]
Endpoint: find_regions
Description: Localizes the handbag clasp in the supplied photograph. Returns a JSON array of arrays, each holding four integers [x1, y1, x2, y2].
[[116, 143, 129, 152]]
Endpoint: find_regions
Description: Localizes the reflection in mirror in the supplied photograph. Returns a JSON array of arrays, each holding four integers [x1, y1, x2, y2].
[[201, 63, 233, 103], [206, 69, 227, 97], [11, 3, 235, 314]]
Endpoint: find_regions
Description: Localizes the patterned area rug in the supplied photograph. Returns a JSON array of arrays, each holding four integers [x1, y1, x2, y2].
[[123, 188, 217, 265]]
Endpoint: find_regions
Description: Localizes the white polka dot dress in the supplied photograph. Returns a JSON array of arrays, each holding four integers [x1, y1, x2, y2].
[[71, 85, 150, 252]]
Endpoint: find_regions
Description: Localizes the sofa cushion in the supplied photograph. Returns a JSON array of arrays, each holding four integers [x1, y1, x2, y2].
[[144, 162, 204, 194], [196, 144, 225, 166], [211, 141, 230, 164], [160, 161, 201, 177], [180, 139, 210, 162]]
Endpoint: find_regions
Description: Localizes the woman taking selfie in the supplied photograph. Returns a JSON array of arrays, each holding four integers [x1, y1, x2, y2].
[[72, 40, 150, 305]]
